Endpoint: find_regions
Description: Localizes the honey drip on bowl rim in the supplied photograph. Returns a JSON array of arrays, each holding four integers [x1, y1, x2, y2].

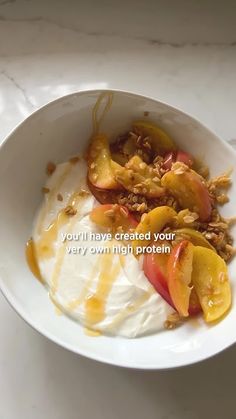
[[84, 327, 101, 337], [25, 238, 43, 283]]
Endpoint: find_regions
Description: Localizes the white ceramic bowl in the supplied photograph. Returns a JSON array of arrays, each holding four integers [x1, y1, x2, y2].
[[0, 89, 236, 369]]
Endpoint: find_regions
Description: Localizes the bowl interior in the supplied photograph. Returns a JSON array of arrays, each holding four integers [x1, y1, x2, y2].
[[0, 90, 236, 369]]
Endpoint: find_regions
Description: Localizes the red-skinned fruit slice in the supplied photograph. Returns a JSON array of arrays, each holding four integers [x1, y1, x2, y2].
[[167, 240, 194, 317], [143, 246, 175, 308], [161, 166, 212, 222], [143, 241, 201, 315], [87, 177, 120, 205]]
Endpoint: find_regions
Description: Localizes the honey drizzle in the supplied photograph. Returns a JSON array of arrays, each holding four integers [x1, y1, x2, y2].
[[36, 162, 74, 235], [84, 328, 101, 337], [35, 191, 83, 261], [92, 92, 113, 135], [49, 193, 86, 295], [84, 251, 121, 325], [66, 263, 99, 311], [25, 238, 43, 283]]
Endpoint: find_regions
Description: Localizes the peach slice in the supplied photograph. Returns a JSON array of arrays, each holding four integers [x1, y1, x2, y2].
[[173, 228, 215, 251], [114, 155, 164, 198], [132, 206, 176, 253], [167, 240, 194, 317], [90, 204, 138, 233], [191, 246, 231, 322], [143, 240, 201, 315], [161, 164, 211, 221], [132, 120, 176, 155], [87, 134, 122, 189], [143, 241, 175, 308]]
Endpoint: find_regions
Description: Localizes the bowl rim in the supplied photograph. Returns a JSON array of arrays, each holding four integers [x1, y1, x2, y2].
[[1, 87, 236, 370]]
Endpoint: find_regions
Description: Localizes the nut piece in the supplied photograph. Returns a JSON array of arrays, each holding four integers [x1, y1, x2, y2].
[[64, 205, 77, 216], [57, 193, 63, 202], [42, 187, 50, 194], [46, 161, 56, 176], [164, 312, 184, 330]]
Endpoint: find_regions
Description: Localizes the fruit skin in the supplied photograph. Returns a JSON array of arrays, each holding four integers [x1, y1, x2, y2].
[[132, 120, 176, 155], [87, 134, 122, 190], [173, 228, 215, 251], [163, 150, 193, 170], [114, 155, 164, 198], [167, 240, 194, 317], [143, 241, 201, 315], [161, 166, 212, 222], [90, 204, 137, 232], [191, 246, 231, 323], [143, 244, 175, 308], [176, 150, 193, 168], [132, 206, 177, 253], [87, 178, 121, 205]]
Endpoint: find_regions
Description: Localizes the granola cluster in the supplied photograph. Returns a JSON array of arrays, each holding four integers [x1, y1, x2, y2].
[[164, 312, 184, 330]]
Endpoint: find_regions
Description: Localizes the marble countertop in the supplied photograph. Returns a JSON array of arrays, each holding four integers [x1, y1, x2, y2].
[[1, 1, 236, 418]]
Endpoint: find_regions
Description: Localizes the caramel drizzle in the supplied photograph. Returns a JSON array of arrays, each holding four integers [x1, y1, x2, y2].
[[84, 251, 121, 325], [92, 91, 113, 135], [25, 238, 43, 283], [36, 162, 74, 235], [49, 192, 87, 295]]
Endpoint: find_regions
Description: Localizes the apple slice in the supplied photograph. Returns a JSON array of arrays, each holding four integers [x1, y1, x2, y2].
[[191, 246, 231, 322], [173, 228, 215, 251], [132, 206, 176, 254], [90, 204, 138, 233], [167, 240, 194, 317], [114, 155, 164, 198], [161, 164, 211, 221], [87, 133, 122, 189], [132, 120, 176, 154]]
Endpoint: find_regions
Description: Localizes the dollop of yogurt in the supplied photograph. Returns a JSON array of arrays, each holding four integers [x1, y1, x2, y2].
[[32, 158, 172, 337]]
